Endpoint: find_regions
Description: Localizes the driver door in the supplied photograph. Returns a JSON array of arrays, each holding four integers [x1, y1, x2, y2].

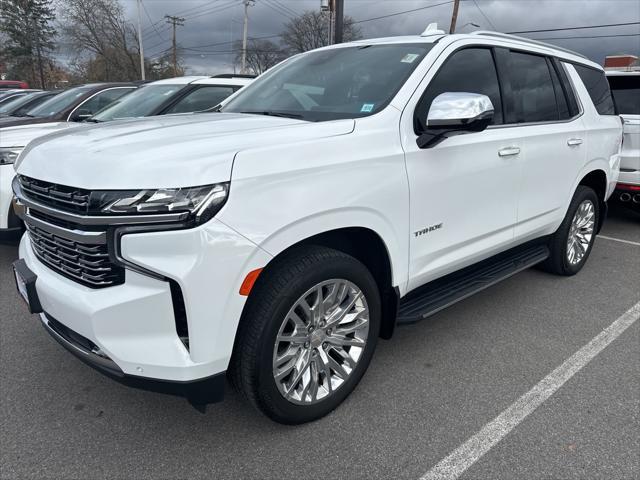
[[400, 46, 522, 291]]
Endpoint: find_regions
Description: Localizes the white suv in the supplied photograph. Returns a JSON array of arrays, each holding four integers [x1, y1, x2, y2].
[[12, 30, 622, 424], [607, 71, 639, 210]]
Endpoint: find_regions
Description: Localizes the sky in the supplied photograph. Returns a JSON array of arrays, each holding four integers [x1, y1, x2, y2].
[[114, 0, 640, 75]]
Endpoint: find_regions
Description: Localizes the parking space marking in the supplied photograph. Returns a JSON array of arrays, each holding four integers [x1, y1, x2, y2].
[[419, 300, 640, 480], [598, 235, 640, 247]]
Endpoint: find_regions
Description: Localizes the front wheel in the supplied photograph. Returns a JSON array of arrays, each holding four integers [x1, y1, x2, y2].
[[229, 246, 381, 424], [541, 186, 599, 276]]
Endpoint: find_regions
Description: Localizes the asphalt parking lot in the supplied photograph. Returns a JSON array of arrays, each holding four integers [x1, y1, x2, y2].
[[1, 204, 638, 480]]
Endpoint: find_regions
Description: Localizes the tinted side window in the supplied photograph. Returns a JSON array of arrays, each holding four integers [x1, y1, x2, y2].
[[548, 60, 570, 120], [415, 48, 503, 131], [507, 52, 558, 123], [607, 75, 640, 115], [165, 86, 236, 114], [574, 65, 616, 115], [554, 60, 580, 117]]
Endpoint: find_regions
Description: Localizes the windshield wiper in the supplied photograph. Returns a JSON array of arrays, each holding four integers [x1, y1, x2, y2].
[[84, 118, 102, 123], [240, 110, 305, 120]]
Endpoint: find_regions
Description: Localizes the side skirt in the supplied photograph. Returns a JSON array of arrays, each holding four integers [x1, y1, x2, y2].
[[397, 241, 550, 325]]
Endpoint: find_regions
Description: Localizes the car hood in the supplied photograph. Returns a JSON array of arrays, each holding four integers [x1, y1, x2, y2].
[[0, 122, 80, 148], [17, 113, 355, 189]]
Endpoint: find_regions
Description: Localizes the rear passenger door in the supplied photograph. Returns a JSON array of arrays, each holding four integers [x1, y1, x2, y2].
[[495, 50, 586, 239]]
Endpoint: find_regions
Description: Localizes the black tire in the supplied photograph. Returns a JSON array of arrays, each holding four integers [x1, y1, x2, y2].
[[540, 186, 600, 276], [229, 245, 381, 424]]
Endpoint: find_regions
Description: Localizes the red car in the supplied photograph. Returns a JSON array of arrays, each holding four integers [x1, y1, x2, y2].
[[0, 80, 29, 89]]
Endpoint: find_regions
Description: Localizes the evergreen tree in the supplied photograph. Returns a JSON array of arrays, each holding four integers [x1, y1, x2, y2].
[[0, 0, 56, 88]]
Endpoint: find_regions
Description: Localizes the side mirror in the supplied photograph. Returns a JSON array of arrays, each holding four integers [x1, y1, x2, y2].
[[73, 108, 93, 122], [418, 92, 494, 148]]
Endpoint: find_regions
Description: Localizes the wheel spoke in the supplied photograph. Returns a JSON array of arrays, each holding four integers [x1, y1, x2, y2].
[[328, 333, 366, 348], [274, 356, 297, 381], [277, 332, 307, 344]]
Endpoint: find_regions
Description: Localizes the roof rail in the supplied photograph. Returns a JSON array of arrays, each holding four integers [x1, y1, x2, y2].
[[211, 73, 256, 79], [470, 31, 588, 60]]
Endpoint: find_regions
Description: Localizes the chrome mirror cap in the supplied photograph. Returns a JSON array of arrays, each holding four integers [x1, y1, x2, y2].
[[427, 92, 494, 127]]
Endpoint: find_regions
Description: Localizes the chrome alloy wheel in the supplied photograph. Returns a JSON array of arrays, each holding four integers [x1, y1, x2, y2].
[[566, 199, 595, 265], [272, 279, 370, 405]]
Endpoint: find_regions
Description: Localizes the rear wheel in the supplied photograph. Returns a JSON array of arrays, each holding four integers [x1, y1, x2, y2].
[[230, 246, 380, 424], [541, 186, 599, 276]]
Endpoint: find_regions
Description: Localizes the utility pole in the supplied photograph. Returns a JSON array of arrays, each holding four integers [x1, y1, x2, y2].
[[322, 0, 333, 45], [334, 0, 344, 44], [165, 15, 185, 77], [241, 1, 254, 74], [449, 0, 460, 34], [136, 0, 145, 80]]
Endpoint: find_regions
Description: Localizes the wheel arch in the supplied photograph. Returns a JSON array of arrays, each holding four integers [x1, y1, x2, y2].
[[577, 169, 608, 233], [249, 226, 401, 340]]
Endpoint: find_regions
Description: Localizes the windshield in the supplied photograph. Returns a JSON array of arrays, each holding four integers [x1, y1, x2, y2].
[[27, 86, 92, 118], [608, 75, 640, 115], [92, 84, 184, 121], [0, 93, 32, 114], [0, 92, 46, 115], [222, 43, 434, 122]]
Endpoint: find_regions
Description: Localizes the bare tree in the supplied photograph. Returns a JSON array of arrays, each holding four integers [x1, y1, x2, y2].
[[60, 0, 141, 81], [235, 39, 285, 75], [281, 11, 361, 54]]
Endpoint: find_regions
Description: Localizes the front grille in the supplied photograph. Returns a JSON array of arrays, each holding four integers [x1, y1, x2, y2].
[[19, 175, 90, 215], [26, 224, 124, 288]]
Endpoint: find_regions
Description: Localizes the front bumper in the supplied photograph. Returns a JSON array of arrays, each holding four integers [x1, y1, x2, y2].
[[18, 217, 271, 390], [41, 312, 225, 404]]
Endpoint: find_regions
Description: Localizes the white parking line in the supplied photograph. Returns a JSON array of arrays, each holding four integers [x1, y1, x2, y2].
[[420, 300, 640, 480], [598, 235, 640, 247]]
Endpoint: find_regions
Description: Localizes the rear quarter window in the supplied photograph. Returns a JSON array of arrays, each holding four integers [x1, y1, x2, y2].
[[607, 75, 640, 115], [573, 65, 616, 115]]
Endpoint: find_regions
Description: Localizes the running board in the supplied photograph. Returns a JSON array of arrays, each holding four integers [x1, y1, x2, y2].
[[397, 244, 550, 325]]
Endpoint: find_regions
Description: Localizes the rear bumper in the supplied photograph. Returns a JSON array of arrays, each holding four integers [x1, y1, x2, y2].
[[41, 312, 225, 404]]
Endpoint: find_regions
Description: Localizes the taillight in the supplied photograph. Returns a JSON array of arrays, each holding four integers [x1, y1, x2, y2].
[[617, 183, 640, 192]]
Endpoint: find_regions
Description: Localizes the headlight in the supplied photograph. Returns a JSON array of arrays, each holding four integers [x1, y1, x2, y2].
[[0, 147, 23, 165], [94, 183, 229, 225]]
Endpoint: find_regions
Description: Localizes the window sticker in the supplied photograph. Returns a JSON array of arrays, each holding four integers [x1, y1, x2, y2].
[[401, 53, 420, 63], [361, 103, 375, 113]]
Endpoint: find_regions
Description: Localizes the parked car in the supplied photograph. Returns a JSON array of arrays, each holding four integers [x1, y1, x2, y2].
[[0, 80, 29, 89], [0, 91, 60, 118], [607, 71, 639, 211], [0, 83, 136, 128], [0, 84, 137, 231], [0, 89, 41, 106], [11, 30, 621, 424], [88, 74, 254, 123]]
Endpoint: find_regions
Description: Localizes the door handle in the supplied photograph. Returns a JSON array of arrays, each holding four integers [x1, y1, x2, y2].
[[498, 147, 521, 157], [567, 138, 583, 146]]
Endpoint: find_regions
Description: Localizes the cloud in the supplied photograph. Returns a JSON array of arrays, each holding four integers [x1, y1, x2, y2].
[[125, 0, 640, 74]]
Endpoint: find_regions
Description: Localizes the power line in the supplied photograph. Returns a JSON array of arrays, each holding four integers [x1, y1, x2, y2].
[[471, 0, 496, 31], [537, 33, 640, 41], [141, 0, 165, 41], [270, 0, 299, 17], [352, 1, 454, 25], [507, 21, 640, 35], [261, 0, 295, 20]]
